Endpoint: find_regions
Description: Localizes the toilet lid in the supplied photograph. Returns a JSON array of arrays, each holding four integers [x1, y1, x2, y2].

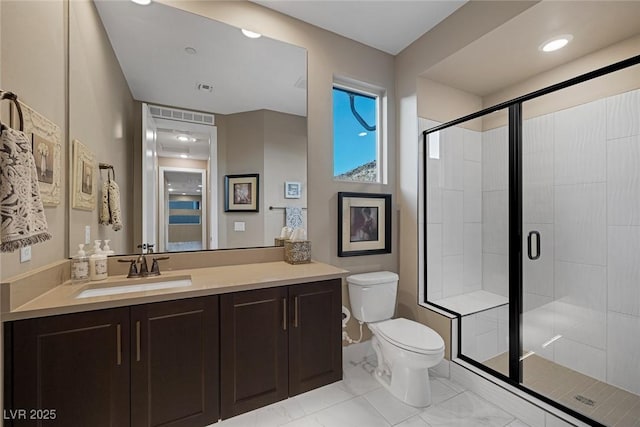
[[375, 318, 445, 354]]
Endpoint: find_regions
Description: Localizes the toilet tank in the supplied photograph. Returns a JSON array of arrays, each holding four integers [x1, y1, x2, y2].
[[347, 271, 399, 322]]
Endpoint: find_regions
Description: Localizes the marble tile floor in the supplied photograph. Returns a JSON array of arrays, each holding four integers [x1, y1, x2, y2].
[[211, 344, 530, 427]]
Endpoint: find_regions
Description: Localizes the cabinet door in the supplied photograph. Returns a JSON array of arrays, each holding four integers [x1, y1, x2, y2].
[[220, 287, 288, 419], [288, 279, 342, 396], [131, 296, 219, 427], [9, 308, 130, 427]]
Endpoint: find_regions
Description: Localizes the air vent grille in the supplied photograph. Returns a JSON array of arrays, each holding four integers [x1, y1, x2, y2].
[[149, 105, 215, 126]]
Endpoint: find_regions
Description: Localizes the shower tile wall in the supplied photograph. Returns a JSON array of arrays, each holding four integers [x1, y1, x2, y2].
[[521, 88, 640, 394], [420, 118, 483, 302]]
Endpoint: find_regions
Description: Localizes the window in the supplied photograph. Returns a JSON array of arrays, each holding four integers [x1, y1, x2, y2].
[[333, 80, 383, 183]]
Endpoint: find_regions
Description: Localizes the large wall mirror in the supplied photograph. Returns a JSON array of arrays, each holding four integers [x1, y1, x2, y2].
[[68, 0, 307, 256]]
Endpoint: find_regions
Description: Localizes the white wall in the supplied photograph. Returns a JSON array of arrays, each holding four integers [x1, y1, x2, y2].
[[421, 118, 483, 302]]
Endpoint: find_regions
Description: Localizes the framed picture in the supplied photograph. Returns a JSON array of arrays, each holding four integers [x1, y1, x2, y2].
[[72, 139, 96, 211], [338, 192, 391, 257], [225, 174, 259, 212], [10, 101, 62, 206], [285, 181, 302, 199]]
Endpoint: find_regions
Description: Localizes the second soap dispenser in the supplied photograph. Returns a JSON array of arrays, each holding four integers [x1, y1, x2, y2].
[[89, 240, 108, 281]]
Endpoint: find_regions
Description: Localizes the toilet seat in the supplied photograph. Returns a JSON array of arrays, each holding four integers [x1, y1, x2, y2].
[[374, 318, 444, 355]]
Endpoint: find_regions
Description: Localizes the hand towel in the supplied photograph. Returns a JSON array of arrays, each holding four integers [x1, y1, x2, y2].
[[99, 180, 111, 226], [285, 207, 303, 229], [108, 179, 122, 231], [99, 178, 122, 231], [0, 125, 52, 252]]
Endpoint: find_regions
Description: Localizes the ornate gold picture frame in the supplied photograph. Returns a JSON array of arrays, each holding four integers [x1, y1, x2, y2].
[[11, 101, 62, 206], [72, 139, 96, 211]]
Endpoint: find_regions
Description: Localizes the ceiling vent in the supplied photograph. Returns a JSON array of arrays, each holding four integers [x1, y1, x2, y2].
[[149, 105, 215, 126]]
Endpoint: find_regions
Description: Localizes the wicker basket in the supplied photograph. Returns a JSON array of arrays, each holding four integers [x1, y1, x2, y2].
[[284, 240, 311, 264]]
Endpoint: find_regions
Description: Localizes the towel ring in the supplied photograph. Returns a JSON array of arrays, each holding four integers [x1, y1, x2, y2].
[[0, 91, 24, 131]]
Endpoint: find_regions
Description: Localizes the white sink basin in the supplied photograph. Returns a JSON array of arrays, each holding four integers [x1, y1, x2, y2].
[[75, 277, 192, 299]]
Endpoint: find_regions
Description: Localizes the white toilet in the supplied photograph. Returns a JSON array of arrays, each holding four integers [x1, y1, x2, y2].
[[347, 271, 445, 407]]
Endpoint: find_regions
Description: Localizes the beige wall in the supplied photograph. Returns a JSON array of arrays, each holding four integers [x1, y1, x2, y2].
[[68, 0, 136, 257], [417, 77, 483, 131], [219, 110, 266, 248], [482, 34, 640, 130], [263, 110, 307, 245], [217, 109, 307, 249], [0, 0, 67, 280]]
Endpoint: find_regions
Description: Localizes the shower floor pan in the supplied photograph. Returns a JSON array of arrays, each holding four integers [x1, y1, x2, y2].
[[484, 352, 640, 426]]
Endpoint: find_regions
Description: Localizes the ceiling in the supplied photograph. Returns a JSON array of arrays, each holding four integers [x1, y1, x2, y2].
[[156, 127, 210, 161], [422, 1, 640, 97], [164, 170, 203, 196], [94, 0, 307, 116], [252, 0, 466, 55]]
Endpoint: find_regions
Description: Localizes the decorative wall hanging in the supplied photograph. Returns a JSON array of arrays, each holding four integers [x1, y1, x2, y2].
[[10, 101, 62, 206], [338, 192, 391, 257], [285, 181, 302, 199], [224, 174, 259, 212], [72, 139, 96, 211]]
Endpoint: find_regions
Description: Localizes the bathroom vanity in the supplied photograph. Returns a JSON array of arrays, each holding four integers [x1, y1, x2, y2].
[[2, 257, 346, 427]]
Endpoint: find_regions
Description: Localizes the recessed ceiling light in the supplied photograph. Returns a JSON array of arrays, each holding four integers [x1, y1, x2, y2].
[[130, 0, 151, 5], [539, 34, 573, 53], [241, 29, 262, 39], [184, 47, 197, 55], [358, 132, 367, 137], [196, 189, 201, 192], [182, 193, 186, 196], [180, 154, 188, 159], [168, 188, 174, 192], [197, 184, 202, 188]]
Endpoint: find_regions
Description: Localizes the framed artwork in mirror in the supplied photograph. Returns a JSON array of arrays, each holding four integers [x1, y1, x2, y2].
[[10, 101, 62, 206], [225, 174, 259, 212], [338, 192, 391, 257], [285, 181, 301, 199], [72, 139, 96, 211]]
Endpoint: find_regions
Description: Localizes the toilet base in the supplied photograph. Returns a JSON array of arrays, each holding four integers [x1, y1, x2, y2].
[[371, 336, 434, 407], [374, 364, 433, 407]]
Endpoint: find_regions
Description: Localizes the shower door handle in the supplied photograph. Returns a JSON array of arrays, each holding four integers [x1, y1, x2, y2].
[[527, 231, 541, 260]]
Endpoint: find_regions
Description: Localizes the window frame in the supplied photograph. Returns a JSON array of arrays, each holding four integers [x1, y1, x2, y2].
[[332, 77, 386, 184]]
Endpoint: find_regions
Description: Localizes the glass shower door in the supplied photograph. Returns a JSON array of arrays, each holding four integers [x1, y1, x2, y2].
[[521, 84, 640, 425]]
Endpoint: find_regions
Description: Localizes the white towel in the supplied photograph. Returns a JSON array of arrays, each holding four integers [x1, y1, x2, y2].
[[0, 125, 51, 252], [99, 178, 122, 231], [285, 207, 303, 229]]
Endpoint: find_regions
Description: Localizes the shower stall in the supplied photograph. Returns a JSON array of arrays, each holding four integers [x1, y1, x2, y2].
[[422, 56, 640, 426]]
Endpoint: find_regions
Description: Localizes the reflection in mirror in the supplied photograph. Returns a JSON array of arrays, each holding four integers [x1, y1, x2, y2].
[[69, 0, 307, 256], [159, 168, 207, 253]]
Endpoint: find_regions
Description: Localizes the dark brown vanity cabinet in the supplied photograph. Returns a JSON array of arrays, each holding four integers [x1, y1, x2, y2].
[[220, 279, 342, 419], [131, 296, 219, 427], [5, 296, 219, 427], [7, 308, 131, 427], [5, 278, 341, 426]]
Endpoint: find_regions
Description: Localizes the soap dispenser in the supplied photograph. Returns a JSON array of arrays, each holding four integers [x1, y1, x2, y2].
[[102, 240, 115, 255], [71, 244, 90, 284], [89, 240, 108, 281]]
